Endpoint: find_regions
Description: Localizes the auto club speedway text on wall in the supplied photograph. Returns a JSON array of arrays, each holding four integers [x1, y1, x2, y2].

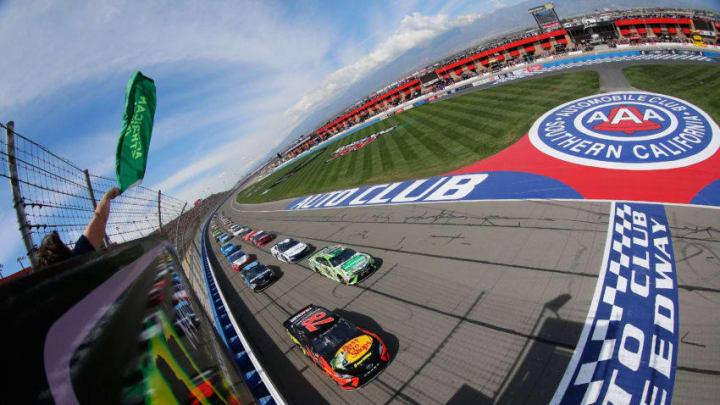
[[552, 203, 678, 405]]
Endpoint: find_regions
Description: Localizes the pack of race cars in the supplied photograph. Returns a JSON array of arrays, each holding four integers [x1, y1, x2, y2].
[[210, 213, 388, 389]]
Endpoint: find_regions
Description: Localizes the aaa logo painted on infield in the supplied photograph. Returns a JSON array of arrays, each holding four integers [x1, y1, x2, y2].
[[529, 91, 720, 170]]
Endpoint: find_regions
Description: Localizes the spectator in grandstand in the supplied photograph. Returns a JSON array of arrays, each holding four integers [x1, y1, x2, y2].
[[36, 187, 121, 268]]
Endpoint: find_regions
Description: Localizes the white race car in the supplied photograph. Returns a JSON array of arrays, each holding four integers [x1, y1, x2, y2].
[[232, 226, 249, 236], [271, 238, 310, 263]]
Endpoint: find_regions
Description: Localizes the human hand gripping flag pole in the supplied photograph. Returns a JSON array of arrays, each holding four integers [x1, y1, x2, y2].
[[115, 71, 157, 192]]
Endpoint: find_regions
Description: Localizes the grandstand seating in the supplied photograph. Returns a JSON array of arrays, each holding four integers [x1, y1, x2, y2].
[[281, 8, 719, 160]]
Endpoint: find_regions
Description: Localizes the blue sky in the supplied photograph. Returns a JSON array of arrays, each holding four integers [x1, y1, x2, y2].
[[0, 0, 529, 275], [0, 0, 716, 276]]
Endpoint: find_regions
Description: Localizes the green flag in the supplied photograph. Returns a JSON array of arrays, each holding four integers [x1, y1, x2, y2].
[[115, 71, 156, 191]]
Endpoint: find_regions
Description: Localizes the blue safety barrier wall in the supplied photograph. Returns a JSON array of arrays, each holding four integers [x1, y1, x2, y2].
[[199, 215, 286, 405], [542, 51, 642, 69]]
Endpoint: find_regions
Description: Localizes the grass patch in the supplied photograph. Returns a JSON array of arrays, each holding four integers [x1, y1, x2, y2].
[[237, 71, 599, 204], [623, 64, 720, 124]]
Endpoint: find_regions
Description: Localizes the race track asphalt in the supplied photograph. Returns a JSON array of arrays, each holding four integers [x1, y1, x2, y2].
[[206, 60, 720, 404], [207, 197, 720, 404]]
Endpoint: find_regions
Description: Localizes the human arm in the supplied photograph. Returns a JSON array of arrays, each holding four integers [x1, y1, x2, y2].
[[83, 187, 121, 250]]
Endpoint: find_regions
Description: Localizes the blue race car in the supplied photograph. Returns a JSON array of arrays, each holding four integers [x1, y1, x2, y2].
[[221, 242, 240, 257], [218, 233, 232, 243]]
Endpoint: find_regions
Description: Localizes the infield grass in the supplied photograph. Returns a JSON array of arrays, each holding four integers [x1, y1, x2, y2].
[[623, 64, 720, 123], [238, 71, 600, 204]]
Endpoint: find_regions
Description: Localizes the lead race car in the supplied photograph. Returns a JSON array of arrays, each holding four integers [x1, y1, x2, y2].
[[308, 245, 376, 285], [271, 238, 310, 263], [283, 305, 389, 390]]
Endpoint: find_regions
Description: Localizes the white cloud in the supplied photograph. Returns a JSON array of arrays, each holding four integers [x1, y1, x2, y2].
[[148, 129, 276, 200], [0, 0, 332, 111], [489, 0, 504, 8], [285, 11, 484, 121]]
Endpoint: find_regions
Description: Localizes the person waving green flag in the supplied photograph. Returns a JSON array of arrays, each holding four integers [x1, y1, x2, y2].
[[115, 71, 156, 191]]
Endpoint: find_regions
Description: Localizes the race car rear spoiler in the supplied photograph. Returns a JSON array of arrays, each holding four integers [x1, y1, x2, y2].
[[284, 304, 318, 326]]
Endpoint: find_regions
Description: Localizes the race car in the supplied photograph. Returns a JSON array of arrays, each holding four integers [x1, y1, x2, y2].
[[173, 301, 200, 337], [271, 238, 310, 263], [241, 262, 275, 292], [147, 285, 165, 306], [140, 312, 163, 343], [172, 290, 188, 305], [231, 225, 248, 236], [308, 245, 376, 285], [221, 242, 240, 257], [283, 305, 389, 390], [243, 230, 258, 242], [155, 269, 168, 281], [217, 233, 232, 243], [231, 253, 256, 272], [227, 250, 243, 263], [251, 231, 275, 247]]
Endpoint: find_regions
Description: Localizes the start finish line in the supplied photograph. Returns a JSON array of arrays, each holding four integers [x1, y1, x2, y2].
[[552, 202, 678, 405]]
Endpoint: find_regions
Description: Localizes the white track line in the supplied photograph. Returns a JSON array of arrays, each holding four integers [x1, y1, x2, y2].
[[230, 196, 720, 214], [549, 202, 617, 404]]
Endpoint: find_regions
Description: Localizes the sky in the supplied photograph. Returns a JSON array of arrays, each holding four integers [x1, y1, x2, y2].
[[0, 0, 716, 276]]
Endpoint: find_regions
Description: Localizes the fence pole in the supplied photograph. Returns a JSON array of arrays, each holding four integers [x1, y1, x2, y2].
[[175, 202, 187, 254], [5, 121, 38, 269], [157, 190, 163, 233], [83, 169, 111, 248]]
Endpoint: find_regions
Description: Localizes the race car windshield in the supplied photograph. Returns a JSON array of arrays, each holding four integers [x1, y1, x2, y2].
[[312, 319, 358, 360], [255, 232, 268, 239], [330, 249, 356, 266], [228, 251, 244, 261], [245, 265, 268, 279], [278, 240, 298, 251]]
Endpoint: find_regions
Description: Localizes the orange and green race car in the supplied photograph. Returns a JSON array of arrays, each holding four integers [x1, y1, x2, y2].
[[283, 304, 389, 390]]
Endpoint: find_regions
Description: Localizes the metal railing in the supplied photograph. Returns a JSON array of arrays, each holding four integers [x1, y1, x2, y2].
[[1, 120, 188, 270]]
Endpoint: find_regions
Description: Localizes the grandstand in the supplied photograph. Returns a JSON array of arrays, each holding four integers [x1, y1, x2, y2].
[[275, 7, 719, 164]]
